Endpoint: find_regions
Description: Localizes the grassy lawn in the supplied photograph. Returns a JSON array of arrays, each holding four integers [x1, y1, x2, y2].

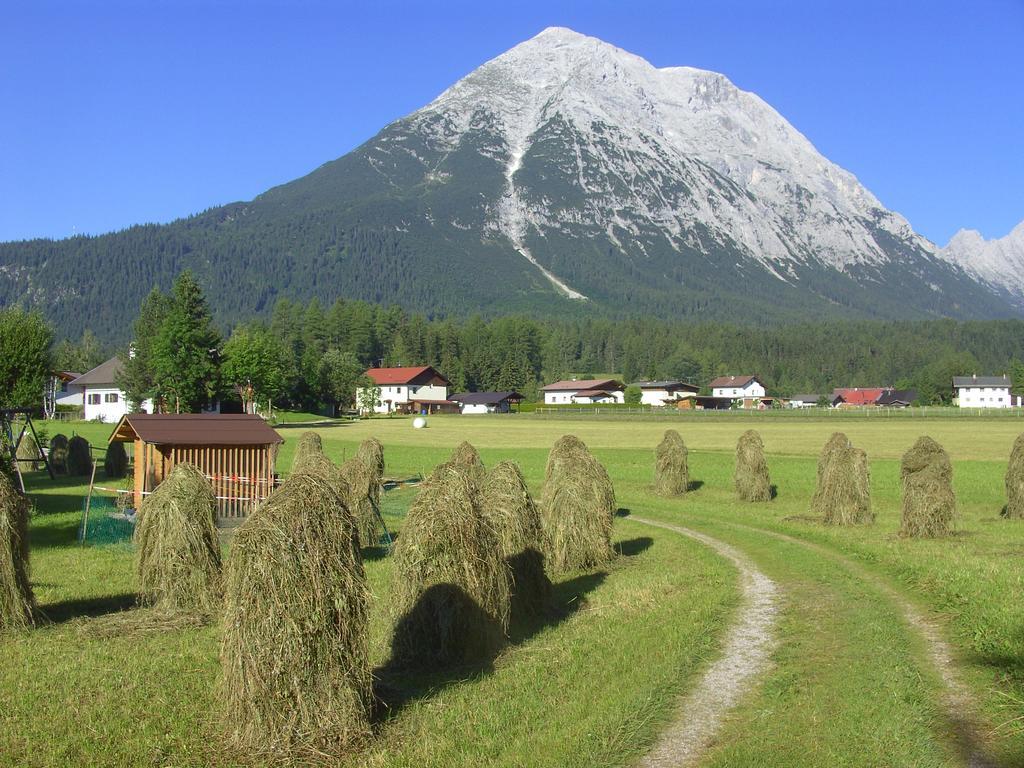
[[4, 414, 1024, 766]]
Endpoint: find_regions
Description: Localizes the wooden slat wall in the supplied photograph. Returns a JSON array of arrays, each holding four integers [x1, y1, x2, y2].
[[159, 443, 274, 523]]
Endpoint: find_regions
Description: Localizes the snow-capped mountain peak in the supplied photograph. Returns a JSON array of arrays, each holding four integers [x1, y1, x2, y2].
[[939, 220, 1024, 297]]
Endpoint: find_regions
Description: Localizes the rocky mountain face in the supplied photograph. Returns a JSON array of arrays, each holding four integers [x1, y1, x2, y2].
[[1, 27, 1019, 339], [938, 221, 1024, 300]]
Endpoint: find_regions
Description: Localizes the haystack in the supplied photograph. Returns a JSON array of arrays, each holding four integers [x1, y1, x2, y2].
[[540, 435, 616, 573], [67, 435, 92, 476], [355, 436, 384, 480], [104, 440, 128, 479], [15, 432, 40, 471], [811, 432, 872, 525], [1004, 433, 1024, 519], [0, 472, 34, 629], [221, 473, 370, 757], [291, 431, 324, 472], [480, 460, 552, 618], [447, 441, 487, 486], [133, 463, 221, 613], [390, 465, 510, 667], [339, 457, 382, 548], [735, 430, 771, 502], [654, 429, 689, 496], [48, 434, 68, 474], [899, 436, 955, 538]]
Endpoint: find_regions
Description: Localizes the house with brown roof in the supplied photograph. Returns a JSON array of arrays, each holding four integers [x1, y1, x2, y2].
[[357, 365, 451, 414], [541, 378, 625, 405], [72, 356, 153, 422]]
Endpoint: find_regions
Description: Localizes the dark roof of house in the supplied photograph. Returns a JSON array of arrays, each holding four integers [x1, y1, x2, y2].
[[109, 414, 283, 446], [449, 391, 524, 405], [72, 356, 124, 387], [710, 375, 761, 388], [574, 389, 614, 398], [631, 380, 700, 391], [952, 375, 1011, 388], [877, 389, 918, 406], [789, 394, 821, 402], [365, 365, 450, 386], [542, 378, 622, 391]]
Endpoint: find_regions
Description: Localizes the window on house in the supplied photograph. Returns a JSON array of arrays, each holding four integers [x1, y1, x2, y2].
[[88, 394, 101, 405], [105, 393, 119, 403]]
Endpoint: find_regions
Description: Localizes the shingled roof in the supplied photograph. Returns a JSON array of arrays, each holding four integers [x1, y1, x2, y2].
[[72, 356, 124, 387], [109, 413, 283, 446]]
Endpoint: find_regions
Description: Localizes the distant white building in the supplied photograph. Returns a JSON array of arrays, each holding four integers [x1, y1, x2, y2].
[[72, 356, 152, 422], [953, 374, 1020, 408], [631, 380, 699, 407], [448, 391, 523, 414], [541, 378, 625, 405], [710, 375, 766, 402], [358, 366, 452, 414], [788, 394, 821, 409]]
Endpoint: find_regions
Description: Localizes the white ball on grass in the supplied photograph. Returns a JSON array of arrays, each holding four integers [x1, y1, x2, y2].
[[412, 417, 427, 429]]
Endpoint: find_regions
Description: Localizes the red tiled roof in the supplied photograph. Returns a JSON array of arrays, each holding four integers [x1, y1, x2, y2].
[[364, 366, 449, 386], [832, 388, 885, 406], [542, 378, 622, 391], [710, 375, 760, 388]]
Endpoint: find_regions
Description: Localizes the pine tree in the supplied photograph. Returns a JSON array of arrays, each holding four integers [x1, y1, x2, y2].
[[118, 288, 174, 411]]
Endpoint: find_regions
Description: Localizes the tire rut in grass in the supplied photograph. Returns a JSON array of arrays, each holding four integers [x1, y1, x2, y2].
[[630, 516, 779, 768], [727, 521, 997, 768]]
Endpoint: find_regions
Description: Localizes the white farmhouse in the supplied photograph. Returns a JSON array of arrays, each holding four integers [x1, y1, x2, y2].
[[631, 380, 699, 407], [541, 378, 625, 405], [358, 366, 452, 415], [448, 391, 523, 414], [72, 356, 152, 422], [710, 375, 767, 403], [952, 374, 1020, 408], [788, 394, 821, 409]]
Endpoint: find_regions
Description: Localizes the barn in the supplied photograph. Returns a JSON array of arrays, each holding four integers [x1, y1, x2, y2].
[[108, 413, 283, 525]]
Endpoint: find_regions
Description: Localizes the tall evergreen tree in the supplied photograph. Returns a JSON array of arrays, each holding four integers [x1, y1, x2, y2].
[[151, 272, 222, 413], [118, 288, 174, 411]]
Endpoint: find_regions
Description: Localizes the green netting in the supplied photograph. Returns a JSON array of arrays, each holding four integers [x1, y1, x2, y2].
[[78, 495, 136, 546]]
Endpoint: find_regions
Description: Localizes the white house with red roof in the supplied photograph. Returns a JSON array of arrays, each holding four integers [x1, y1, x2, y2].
[[357, 365, 452, 415], [541, 378, 625, 405]]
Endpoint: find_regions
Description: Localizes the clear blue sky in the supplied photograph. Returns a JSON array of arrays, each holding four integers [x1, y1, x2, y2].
[[2, 0, 1022, 246]]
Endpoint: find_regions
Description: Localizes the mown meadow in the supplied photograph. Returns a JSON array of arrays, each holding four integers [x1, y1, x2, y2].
[[3, 412, 1024, 767]]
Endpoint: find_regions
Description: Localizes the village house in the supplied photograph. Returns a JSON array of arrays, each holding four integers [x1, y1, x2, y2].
[[710, 375, 767, 408], [541, 378, 625, 405], [788, 394, 821, 409], [631, 380, 700, 407], [358, 365, 452, 414], [448, 391, 523, 414], [831, 387, 885, 407], [72, 356, 152, 422], [953, 375, 1020, 408], [876, 389, 918, 407]]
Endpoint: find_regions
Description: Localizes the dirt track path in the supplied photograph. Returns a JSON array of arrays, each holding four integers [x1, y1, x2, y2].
[[725, 521, 997, 768], [630, 516, 780, 768]]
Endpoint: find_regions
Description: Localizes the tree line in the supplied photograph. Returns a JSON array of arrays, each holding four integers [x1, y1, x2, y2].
[[7, 271, 1024, 413]]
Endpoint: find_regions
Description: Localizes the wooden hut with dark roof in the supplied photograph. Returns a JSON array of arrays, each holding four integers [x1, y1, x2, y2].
[[109, 413, 283, 524]]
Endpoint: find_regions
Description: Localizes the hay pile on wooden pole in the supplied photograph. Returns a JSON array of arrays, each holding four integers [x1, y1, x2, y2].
[[389, 464, 510, 667], [735, 430, 772, 502], [339, 457, 382, 548], [48, 434, 68, 474], [133, 463, 222, 613], [355, 436, 384, 480], [15, 432, 40, 471], [654, 429, 689, 496], [67, 435, 92, 476], [1004, 433, 1024, 519], [447, 441, 487, 486], [0, 472, 34, 630], [291, 431, 324, 473], [899, 436, 955, 538], [540, 435, 616, 574], [104, 441, 128, 479], [811, 432, 873, 525], [480, 460, 552, 618], [221, 473, 370, 758]]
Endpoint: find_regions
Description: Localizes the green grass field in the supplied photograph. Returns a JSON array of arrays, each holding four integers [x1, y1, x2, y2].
[[4, 414, 1024, 767]]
